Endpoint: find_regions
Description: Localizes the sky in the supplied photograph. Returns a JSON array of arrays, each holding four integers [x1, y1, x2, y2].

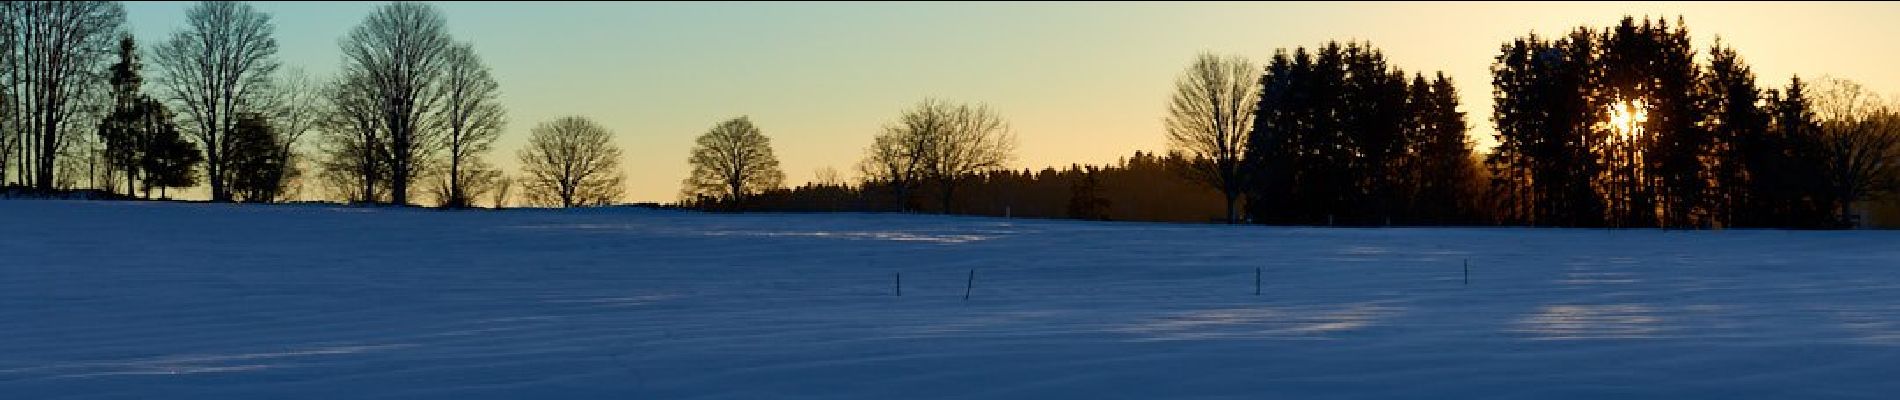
[[120, 1, 1900, 203]]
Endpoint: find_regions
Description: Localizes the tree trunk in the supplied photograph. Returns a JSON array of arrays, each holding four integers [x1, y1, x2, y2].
[[392, 159, 408, 206], [730, 179, 743, 210], [208, 147, 227, 202], [34, 125, 53, 190], [940, 180, 957, 214], [1224, 193, 1238, 224], [894, 182, 910, 212], [448, 137, 462, 208]]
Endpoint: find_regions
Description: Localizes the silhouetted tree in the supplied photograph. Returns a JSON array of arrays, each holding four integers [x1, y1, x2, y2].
[[1812, 77, 1900, 226], [1246, 42, 1471, 226], [339, 1, 453, 205], [257, 68, 323, 201], [139, 107, 201, 199], [1404, 73, 1478, 224], [682, 116, 783, 207], [436, 42, 503, 208], [488, 172, 512, 209], [1702, 41, 1769, 227], [1166, 53, 1257, 223], [0, 2, 13, 186], [860, 99, 1014, 213], [430, 158, 501, 208], [518, 116, 623, 207], [924, 101, 1013, 213], [1066, 166, 1110, 220], [97, 35, 143, 196], [813, 166, 845, 187], [92, 40, 196, 200], [151, 0, 277, 201], [1, 1, 125, 190], [314, 71, 388, 203], [1758, 77, 1836, 227], [1598, 17, 1704, 228], [859, 120, 928, 212], [226, 112, 291, 202]]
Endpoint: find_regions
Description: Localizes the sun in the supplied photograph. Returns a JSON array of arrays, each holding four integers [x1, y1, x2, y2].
[[1605, 99, 1649, 141]]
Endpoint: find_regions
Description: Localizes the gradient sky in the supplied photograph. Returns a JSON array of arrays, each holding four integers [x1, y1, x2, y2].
[[120, 1, 1900, 203]]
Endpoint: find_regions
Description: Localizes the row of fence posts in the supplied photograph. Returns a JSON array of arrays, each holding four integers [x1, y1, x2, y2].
[[890, 258, 1471, 300]]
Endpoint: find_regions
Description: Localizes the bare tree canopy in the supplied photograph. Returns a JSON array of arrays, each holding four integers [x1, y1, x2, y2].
[[927, 101, 1014, 213], [339, 1, 452, 205], [435, 42, 504, 208], [682, 116, 783, 205], [518, 116, 623, 207], [150, 0, 278, 201], [1813, 77, 1900, 224], [813, 166, 845, 187], [859, 98, 1015, 213], [313, 70, 387, 203], [430, 156, 501, 208], [256, 68, 322, 201], [1, 1, 127, 190], [488, 172, 512, 209], [858, 122, 927, 211], [1165, 52, 1258, 223]]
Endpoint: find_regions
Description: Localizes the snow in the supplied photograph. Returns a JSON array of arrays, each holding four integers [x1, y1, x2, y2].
[[4, 199, 1900, 399]]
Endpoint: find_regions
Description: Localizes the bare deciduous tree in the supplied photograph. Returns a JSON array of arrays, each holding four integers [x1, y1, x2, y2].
[[1, 1, 126, 190], [859, 99, 1014, 213], [436, 42, 503, 208], [682, 116, 783, 205], [339, 1, 452, 205], [488, 172, 511, 209], [151, 0, 277, 201], [314, 71, 386, 203], [813, 166, 844, 187], [1814, 77, 1900, 225], [0, 2, 14, 186], [1165, 52, 1258, 223], [858, 124, 927, 211], [925, 101, 1013, 213], [518, 116, 623, 207], [258, 68, 322, 201], [429, 157, 501, 208]]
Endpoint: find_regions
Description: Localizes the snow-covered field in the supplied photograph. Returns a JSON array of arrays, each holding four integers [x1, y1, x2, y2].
[[4, 199, 1900, 399]]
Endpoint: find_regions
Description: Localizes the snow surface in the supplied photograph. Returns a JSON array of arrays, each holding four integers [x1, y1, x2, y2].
[[4, 199, 1900, 399]]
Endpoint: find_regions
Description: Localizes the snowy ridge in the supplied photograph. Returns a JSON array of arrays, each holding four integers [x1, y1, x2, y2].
[[3, 199, 1899, 399]]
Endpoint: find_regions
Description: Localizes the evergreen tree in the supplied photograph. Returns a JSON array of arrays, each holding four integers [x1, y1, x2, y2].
[[1248, 41, 1471, 226], [1407, 73, 1477, 224], [97, 35, 145, 196], [1488, 29, 1606, 227], [1066, 166, 1110, 221], [227, 113, 292, 202], [139, 103, 201, 198], [1761, 77, 1836, 227], [1702, 41, 1769, 227]]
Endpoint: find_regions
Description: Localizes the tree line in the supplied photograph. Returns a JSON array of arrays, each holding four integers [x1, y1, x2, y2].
[[4, 4, 1896, 228], [1146, 16, 1898, 228], [1483, 17, 1895, 228], [723, 150, 1227, 222], [0, 1, 632, 208], [724, 16, 1900, 228]]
